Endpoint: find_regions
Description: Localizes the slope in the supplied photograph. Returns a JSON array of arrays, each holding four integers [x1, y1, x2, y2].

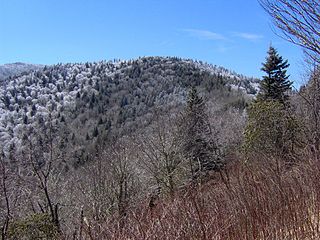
[[0, 56, 259, 167]]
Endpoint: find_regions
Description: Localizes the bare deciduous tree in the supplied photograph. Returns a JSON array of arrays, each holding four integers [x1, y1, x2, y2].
[[24, 114, 62, 233], [136, 113, 185, 198], [297, 66, 320, 160], [72, 136, 140, 235], [0, 154, 11, 240], [108, 137, 139, 218], [259, 0, 320, 64]]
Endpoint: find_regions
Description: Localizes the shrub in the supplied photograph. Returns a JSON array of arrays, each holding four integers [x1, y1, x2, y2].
[[243, 100, 302, 161], [8, 213, 59, 240]]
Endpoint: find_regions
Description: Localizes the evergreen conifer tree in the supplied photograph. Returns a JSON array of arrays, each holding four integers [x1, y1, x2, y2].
[[259, 46, 292, 103], [244, 46, 301, 160], [181, 87, 220, 176]]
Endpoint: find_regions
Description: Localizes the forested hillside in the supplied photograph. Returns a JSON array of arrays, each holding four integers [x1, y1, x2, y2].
[[0, 56, 258, 167]]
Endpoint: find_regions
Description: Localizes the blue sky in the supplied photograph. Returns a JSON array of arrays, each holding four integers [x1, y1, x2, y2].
[[0, 0, 305, 85]]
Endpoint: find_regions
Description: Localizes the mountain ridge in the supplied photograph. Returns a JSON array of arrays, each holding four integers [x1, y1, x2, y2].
[[0, 62, 43, 81], [0, 56, 259, 166]]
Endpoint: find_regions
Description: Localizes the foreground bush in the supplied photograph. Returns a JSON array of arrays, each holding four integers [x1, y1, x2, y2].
[[80, 158, 320, 240]]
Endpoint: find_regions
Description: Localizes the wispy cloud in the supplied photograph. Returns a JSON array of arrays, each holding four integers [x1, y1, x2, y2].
[[232, 32, 264, 41], [182, 28, 227, 41], [182, 29, 263, 43], [215, 45, 232, 53]]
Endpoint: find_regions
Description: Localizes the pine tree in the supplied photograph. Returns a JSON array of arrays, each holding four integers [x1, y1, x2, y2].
[[243, 46, 301, 160], [181, 87, 220, 176], [259, 46, 292, 103]]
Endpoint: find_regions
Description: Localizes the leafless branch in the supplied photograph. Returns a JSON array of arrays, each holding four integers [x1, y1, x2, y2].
[[259, 0, 320, 64]]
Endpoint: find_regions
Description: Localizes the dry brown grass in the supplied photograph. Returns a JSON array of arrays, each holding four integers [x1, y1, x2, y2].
[[79, 158, 320, 240]]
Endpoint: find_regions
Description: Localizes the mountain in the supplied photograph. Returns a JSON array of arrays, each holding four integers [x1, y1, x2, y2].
[[0, 56, 259, 167], [0, 62, 43, 81]]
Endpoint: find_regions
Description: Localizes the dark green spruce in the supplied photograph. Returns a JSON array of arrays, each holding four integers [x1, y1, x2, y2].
[[259, 46, 292, 103], [182, 87, 221, 176]]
